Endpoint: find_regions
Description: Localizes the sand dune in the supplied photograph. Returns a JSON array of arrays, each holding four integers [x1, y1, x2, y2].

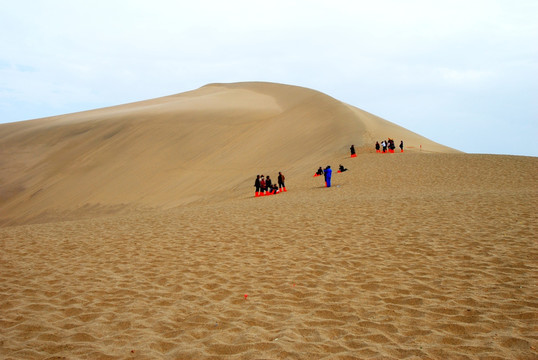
[[0, 82, 536, 359], [0, 82, 456, 226]]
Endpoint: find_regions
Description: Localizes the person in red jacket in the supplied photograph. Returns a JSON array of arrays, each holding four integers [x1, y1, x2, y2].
[[260, 175, 266, 196]]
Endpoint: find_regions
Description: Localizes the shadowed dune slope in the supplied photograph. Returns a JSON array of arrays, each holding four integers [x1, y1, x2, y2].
[[1, 82, 456, 225]]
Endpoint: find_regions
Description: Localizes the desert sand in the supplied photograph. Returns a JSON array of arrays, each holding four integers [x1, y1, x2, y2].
[[1, 82, 537, 359]]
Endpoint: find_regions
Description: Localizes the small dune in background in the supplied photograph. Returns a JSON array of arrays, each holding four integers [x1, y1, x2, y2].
[[0, 82, 536, 359]]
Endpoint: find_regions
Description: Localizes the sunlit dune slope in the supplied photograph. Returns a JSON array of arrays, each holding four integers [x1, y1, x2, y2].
[[0, 82, 457, 225]]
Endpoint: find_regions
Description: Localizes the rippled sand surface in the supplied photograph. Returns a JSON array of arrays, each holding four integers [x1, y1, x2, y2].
[[2, 153, 536, 359]]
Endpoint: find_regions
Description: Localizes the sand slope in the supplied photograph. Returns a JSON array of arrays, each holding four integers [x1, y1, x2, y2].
[[1, 153, 536, 359], [1, 82, 536, 359], [0, 82, 456, 226]]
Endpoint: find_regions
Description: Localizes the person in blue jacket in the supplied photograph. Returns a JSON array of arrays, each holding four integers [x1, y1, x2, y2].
[[324, 165, 333, 187]]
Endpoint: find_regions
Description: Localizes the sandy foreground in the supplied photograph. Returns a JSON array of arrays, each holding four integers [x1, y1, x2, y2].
[[1, 152, 537, 359]]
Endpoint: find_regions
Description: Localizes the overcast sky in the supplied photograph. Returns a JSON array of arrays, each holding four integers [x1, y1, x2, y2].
[[1, 0, 537, 156]]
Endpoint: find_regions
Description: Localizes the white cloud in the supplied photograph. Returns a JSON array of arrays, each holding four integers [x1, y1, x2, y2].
[[438, 68, 494, 85]]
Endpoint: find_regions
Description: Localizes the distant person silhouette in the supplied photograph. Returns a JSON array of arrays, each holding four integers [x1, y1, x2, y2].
[[278, 172, 286, 191], [265, 175, 273, 195], [316, 167, 324, 176], [399, 140, 404, 152], [350, 145, 356, 157], [254, 175, 261, 196], [339, 164, 347, 172]]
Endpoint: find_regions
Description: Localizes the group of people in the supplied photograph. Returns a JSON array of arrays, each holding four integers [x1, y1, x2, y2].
[[315, 164, 347, 175], [254, 143, 360, 196], [253, 140, 408, 196], [254, 172, 286, 197], [314, 164, 347, 187], [376, 139, 404, 153]]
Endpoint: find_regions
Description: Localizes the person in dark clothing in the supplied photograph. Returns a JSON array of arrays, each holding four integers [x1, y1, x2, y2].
[[339, 164, 347, 172], [350, 145, 356, 157], [316, 167, 324, 176], [278, 172, 286, 192], [375, 141, 380, 152], [254, 175, 261, 197], [265, 175, 273, 195], [399, 140, 404, 152]]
